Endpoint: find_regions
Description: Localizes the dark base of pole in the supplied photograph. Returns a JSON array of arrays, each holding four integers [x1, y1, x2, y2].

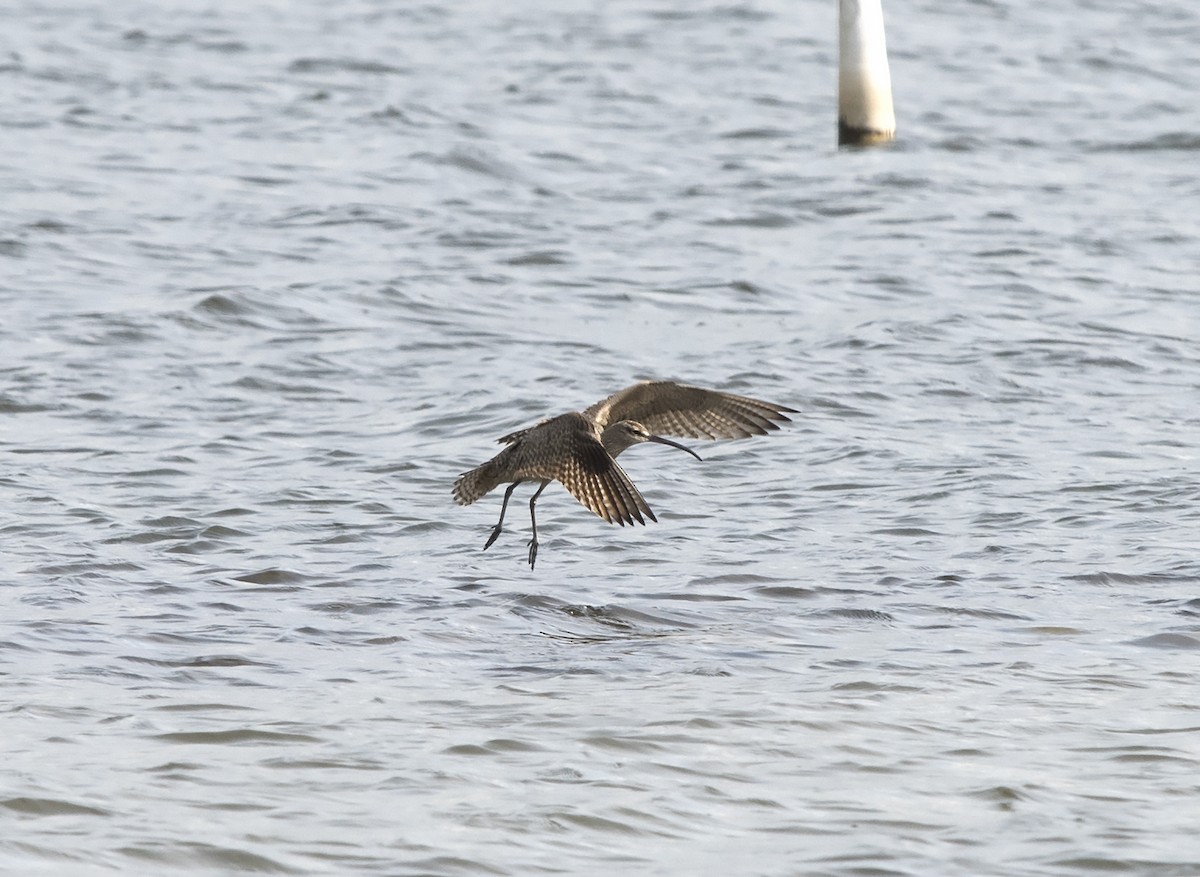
[[838, 117, 896, 147]]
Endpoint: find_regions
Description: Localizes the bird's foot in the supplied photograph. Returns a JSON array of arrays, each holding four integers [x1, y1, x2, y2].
[[483, 525, 502, 551], [527, 538, 539, 569]]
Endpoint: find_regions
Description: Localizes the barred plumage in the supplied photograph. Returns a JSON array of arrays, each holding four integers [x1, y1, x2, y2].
[[585, 381, 793, 439]]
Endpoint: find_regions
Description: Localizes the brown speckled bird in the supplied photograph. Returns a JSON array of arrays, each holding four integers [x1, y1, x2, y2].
[[452, 380, 796, 568]]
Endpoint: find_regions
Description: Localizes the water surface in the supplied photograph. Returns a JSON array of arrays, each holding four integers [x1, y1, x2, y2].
[[3, 0, 1200, 874]]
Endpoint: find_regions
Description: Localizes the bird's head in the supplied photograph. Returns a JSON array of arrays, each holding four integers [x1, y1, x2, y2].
[[603, 420, 703, 461]]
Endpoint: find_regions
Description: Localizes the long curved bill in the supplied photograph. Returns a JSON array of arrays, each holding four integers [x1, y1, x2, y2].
[[647, 434, 702, 461]]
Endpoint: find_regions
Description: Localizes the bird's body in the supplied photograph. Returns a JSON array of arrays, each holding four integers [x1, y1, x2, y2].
[[453, 411, 656, 527], [453, 380, 796, 567]]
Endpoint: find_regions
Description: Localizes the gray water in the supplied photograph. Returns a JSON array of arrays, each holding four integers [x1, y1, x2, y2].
[[4, 0, 1200, 874]]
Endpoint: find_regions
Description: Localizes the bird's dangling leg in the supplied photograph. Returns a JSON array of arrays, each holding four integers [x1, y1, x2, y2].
[[484, 481, 521, 551], [527, 480, 550, 568]]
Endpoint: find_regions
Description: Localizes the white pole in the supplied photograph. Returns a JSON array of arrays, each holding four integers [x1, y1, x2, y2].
[[838, 0, 896, 146]]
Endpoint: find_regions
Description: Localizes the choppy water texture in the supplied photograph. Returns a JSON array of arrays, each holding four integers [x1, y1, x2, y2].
[[4, 0, 1200, 874]]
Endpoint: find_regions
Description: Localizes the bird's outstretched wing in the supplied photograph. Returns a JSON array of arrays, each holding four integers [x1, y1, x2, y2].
[[583, 381, 796, 439], [549, 433, 657, 527]]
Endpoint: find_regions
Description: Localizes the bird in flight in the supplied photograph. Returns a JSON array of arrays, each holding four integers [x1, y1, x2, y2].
[[453, 380, 795, 568]]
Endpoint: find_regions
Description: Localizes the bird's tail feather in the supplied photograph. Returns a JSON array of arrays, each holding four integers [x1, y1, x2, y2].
[[453, 462, 501, 506]]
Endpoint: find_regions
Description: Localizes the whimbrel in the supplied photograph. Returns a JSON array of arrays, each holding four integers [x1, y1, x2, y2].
[[453, 380, 796, 568]]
